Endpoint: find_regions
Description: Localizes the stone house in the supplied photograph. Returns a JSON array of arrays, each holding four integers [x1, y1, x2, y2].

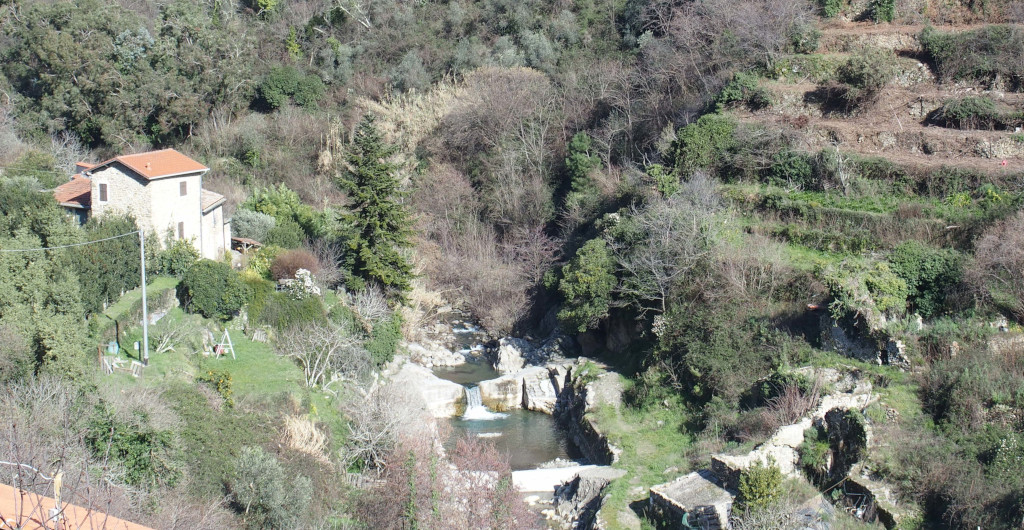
[[53, 148, 231, 260]]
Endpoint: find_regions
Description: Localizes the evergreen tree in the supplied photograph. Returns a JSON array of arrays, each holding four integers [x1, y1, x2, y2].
[[339, 115, 413, 298]]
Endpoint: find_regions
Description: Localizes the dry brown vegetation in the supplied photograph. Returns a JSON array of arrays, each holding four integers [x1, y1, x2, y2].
[[270, 248, 321, 280]]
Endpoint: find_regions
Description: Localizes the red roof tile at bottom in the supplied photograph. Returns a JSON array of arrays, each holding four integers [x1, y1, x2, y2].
[[53, 175, 91, 208], [0, 482, 152, 530]]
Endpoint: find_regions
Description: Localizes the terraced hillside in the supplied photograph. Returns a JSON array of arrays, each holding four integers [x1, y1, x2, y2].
[[732, 21, 1024, 173]]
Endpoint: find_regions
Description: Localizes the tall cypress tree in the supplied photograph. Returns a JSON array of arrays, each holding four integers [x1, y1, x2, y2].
[[339, 115, 413, 298]]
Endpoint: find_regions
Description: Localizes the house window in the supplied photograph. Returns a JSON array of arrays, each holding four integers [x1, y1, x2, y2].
[[178, 222, 185, 240], [98, 183, 108, 202], [179, 182, 187, 196]]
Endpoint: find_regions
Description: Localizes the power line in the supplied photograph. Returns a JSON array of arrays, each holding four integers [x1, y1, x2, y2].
[[0, 230, 140, 252], [0, 228, 153, 365]]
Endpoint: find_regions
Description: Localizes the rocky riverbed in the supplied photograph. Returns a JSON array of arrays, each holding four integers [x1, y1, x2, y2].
[[390, 314, 625, 529]]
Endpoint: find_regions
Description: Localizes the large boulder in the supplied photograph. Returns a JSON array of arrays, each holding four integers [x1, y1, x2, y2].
[[478, 374, 522, 411], [406, 341, 466, 367], [522, 366, 559, 414], [493, 337, 532, 374], [551, 467, 627, 529], [479, 362, 575, 414], [390, 362, 465, 418]]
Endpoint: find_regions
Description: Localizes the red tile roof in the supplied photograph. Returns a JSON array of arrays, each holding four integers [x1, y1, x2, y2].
[[53, 174, 91, 208], [87, 149, 207, 181], [0, 482, 153, 530]]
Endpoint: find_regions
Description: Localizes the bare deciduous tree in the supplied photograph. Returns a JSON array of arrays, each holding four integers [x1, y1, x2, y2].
[[339, 382, 428, 473], [0, 376, 136, 528], [277, 322, 370, 388], [50, 131, 88, 176], [968, 210, 1024, 321], [613, 172, 726, 314]]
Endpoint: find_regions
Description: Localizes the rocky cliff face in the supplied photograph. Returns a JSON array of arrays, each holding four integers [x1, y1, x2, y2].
[[554, 364, 621, 466], [550, 467, 627, 530]]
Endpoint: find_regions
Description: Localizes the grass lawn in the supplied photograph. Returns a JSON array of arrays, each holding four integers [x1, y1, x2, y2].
[[109, 306, 350, 453]]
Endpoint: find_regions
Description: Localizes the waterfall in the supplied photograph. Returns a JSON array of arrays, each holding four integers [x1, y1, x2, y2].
[[463, 386, 507, 421], [467, 386, 482, 409]]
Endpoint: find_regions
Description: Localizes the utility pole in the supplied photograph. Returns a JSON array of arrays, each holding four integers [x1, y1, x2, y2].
[[140, 230, 149, 366]]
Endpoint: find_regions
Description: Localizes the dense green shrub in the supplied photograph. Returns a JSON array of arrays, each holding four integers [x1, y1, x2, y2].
[[70, 214, 154, 315], [658, 301, 791, 403], [244, 246, 281, 280], [737, 459, 783, 512], [87, 405, 181, 489], [920, 25, 1024, 89], [6, 150, 61, 188], [257, 292, 326, 330], [819, 0, 842, 18], [929, 96, 1011, 130], [798, 426, 831, 477], [671, 113, 737, 175], [258, 66, 325, 110], [178, 260, 249, 320], [716, 72, 772, 110], [889, 242, 962, 318], [766, 149, 814, 188], [0, 326, 34, 384], [646, 164, 680, 197], [819, 260, 909, 319], [869, 0, 895, 22], [229, 446, 312, 529], [160, 237, 200, 278], [790, 22, 821, 54], [242, 275, 275, 321], [232, 209, 277, 243], [558, 238, 617, 333], [242, 184, 326, 240], [565, 131, 602, 195], [834, 48, 896, 108], [365, 311, 402, 366], [264, 217, 305, 248]]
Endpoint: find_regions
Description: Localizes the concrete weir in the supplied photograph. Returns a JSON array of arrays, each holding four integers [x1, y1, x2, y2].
[[512, 465, 601, 493]]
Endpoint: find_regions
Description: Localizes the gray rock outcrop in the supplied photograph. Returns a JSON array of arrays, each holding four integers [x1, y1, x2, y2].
[[478, 363, 571, 414], [551, 467, 627, 530], [493, 337, 532, 374], [405, 341, 466, 367], [478, 373, 523, 411], [390, 362, 466, 418]]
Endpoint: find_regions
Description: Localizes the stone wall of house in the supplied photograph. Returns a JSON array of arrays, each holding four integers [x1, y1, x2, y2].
[[89, 164, 153, 234], [148, 173, 203, 248], [201, 205, 228, 260], [89, 163, 205, 252]]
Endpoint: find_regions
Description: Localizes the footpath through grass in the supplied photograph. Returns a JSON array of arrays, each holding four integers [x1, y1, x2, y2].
[[585, 374, 696, 529]]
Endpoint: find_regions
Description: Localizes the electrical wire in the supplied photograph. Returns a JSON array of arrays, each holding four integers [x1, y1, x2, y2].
[[0, 231, 140, 252]]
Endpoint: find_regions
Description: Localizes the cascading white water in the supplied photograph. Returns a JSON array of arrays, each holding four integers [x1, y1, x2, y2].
[[467, 386, 482, 408], [463, 386, 508, 421]]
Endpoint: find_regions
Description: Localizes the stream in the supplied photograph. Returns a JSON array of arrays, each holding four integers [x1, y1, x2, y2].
[[431, 321, 580, 471]]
